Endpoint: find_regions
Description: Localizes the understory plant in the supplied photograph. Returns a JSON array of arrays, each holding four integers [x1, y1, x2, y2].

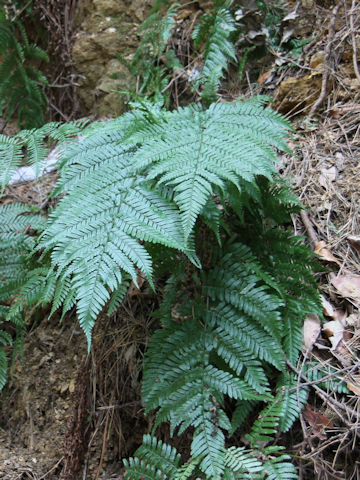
[[0, 10, 48, 128], [117, 0, 238, 106], [0, 2, 323, 477], [0, 95, 322, 478]]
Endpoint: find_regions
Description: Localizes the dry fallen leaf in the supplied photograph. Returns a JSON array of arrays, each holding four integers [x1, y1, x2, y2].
[[347, 376, 360, 396], [128, 274, 145, 299], [347, 313, 360, 328], [314, 241, 340, 265], [282, 8, 299, 21], [319, 166, 337, 188], [257, 70, 272, 84], [321, 296, 335, 318], [303, 314, 321, 350], [347, 235, 360, 253], [330, 272, 360, 305], [69, 378, 76, 393], [303, 404, 334, 440], [323, 319, 345, 350]]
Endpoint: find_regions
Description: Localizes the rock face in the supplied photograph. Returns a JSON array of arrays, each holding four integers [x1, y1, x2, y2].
[[72, 0, 152, 117]]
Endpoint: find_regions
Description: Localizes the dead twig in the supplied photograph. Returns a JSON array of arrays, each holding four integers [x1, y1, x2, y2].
[[11, 0, 33, 21], [38, 457, 64, 480], [349, 0, 360, 84], [308, 1, 343, 119], [300, 209, 319, 246], [289, 362, 360, 392], [287, 359, 360, 429], [95, 397, 112, 480]]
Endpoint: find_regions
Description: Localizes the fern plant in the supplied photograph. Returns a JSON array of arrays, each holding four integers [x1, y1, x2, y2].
[[192, 0, 237, 103], [117, 2, 180, 105], [0, 93, 323, 478], [116, 0, 239, 107], [0, 12, 48, 128]]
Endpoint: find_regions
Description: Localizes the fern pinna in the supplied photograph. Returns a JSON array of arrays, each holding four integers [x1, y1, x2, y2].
[[0, 97, 321, 478]]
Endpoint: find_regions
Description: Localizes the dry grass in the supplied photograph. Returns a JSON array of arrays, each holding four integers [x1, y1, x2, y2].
[[276, 2, 360, 478]]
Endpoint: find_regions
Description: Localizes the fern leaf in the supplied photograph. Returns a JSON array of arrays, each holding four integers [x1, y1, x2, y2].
[[193, 6, 237, 102], [142, 236, 295, 479], [204, 365, 263, 400], [245, 400, 283, 446], [276, 373, 308, 432], [173, 457, 201, 480], [124, 434, 180, 480], [0, 344, 8, 390], [106, 280, 130, 315], [262, 455, 298, 480], [132, 98, 292, 241], [282, 316, 303, 365], [124, 457, 167, 480], [39, 126, 191, 345], [304, 361, 350, 394], [192, 420, 226, 478], [0, 135, 23, 191], [224, 446, 263, 476], [17, 129, 48, 177], [230, 400, 259, 435]]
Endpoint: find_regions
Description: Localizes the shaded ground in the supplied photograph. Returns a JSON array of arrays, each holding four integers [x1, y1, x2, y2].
[[0, 315, 87, 479], [0, 1, 360, 479]]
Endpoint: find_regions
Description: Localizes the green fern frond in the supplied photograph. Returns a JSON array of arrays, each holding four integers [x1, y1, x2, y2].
[[0, 120, 88, 194], [200, 197, 223, 245], [0, 19, 12, 51], [142, 237, 298, 478], [131, 98, 292, 241], [224, 446, 263, 477], [25, 44, 49, 63], [262, 453, 298, 480], [0, 135, 23, 191], [17, 129, 49, 177], [276, 373, 308, 432], [106, 280, 130, 315], [118, 2, 179, 103], [124, 457, 168, 480], [304, 361, 350, 394], [0, 18, 49, 128], [124, 434, 181, 480], [39, 125, 191, 345], [192, 418, 226, 478], [0, 202, 46, 390], [193, 3, 236, 102], [173, 457, 201, 480], [6, 267, 50, 321], [0, 342, 9, 390], [245, 400, 283, 446], [0, 204, 45, 301], [230, 400, 259, 435]]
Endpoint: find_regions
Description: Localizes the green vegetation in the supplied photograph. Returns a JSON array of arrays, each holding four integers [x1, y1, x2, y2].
[[0, 1, 323, 478], [0, 11, 48, 128], [117, 0, 238, 105], [0, 95, 321, 478]]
